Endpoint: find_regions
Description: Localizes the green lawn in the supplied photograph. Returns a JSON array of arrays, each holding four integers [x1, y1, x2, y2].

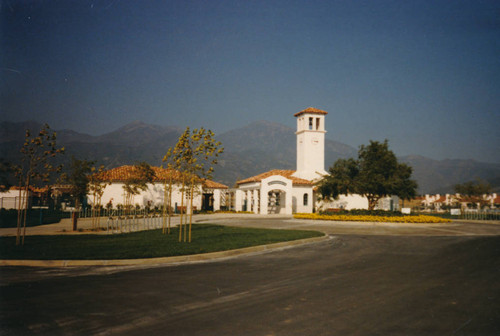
[[0, 209, 70, 228], [0, 224, 323, 260]]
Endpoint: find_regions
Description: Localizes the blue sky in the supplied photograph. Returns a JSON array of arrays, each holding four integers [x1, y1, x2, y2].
[[1, 0, 499, 163]]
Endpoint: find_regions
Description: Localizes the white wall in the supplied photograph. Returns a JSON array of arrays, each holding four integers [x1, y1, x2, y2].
[[89, 182, 204, 211], [0, 189, 30, 210], [317, 194, 368, 211], [317, 194, 400, 211], [292, 186, 313, 213]]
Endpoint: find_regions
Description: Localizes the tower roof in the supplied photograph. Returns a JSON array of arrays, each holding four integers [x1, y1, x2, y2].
[[294, 107, 328, 117]]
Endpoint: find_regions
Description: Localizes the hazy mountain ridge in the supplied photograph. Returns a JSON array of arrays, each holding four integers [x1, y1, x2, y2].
[[1, 121, 499, 193], [399, 155, 500, 194]]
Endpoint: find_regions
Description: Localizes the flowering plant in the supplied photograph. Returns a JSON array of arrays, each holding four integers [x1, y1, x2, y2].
[[294, 213, 451, 224]]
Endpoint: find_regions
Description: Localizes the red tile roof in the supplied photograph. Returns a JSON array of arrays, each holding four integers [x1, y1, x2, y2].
[[99, 165, 228, 189], [435, 196, 446, 203], [9, 185, 50, 193], [237, 169, 313, 186], [203, 179, 229, 189], [294, 107, 328, 117]]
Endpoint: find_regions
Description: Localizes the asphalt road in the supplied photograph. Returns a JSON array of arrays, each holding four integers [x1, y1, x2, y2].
[[1, 218, 500, 335]]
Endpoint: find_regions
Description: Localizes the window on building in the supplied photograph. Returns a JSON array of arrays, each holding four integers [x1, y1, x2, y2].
[[316, 118, 320, 130], [303, 193, 308, 206], [309, 117, 313, 130]]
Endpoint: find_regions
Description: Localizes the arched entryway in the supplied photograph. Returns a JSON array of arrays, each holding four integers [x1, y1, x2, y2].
[[267, 189, 286, 214], [260, 175, 293, 215]]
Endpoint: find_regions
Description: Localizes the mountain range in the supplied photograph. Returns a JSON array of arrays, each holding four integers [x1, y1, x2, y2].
[[1, 120, 499, 194]]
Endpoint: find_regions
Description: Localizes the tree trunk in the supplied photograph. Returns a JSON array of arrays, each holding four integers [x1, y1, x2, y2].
[[179, 178, 185, 242], [367, 196, 379, 211], [72, 211, 78, 231], [16, 182, 23, 246], [162, 181, 167, 234], [168, 179, 172, 234], [73, 199, 80, 231], [21, 177, 30, 246], [189, 181, 194, 242]]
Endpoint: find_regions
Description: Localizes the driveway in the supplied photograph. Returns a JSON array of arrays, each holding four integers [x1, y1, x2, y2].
[[1, 215, 499, 335], [200, 214, 500, 236]]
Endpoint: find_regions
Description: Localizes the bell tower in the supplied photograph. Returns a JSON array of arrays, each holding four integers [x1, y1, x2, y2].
[[292, 107, 328, 181]]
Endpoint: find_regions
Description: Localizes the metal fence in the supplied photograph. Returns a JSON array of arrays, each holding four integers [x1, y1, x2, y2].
[[103, 213, 167, 234], [76, 208, 164, 219], [74, 208, 173, 234], [459, 209, 500, 221], [416, 209, 500, 221]]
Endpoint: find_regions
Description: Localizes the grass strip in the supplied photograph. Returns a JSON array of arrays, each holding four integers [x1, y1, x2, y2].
[[0, 224, 323, 260]]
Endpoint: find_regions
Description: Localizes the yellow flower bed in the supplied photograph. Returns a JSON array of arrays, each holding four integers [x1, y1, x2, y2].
[[294, 213, 451, 224], [215, 211, 253, 214]]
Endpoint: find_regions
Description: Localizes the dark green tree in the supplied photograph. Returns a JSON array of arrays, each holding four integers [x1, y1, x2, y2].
[[317, 140, 417, 210], [316, 158, 358, 200], [67, 157, 95, 209], [0, 159, 14, 192], [65, 157, 95, 230], [454, 178, 491, 208]]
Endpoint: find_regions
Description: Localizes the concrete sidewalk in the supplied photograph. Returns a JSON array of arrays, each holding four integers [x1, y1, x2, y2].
[[3, 213, 499, 237], [0, 213, 291, 237]]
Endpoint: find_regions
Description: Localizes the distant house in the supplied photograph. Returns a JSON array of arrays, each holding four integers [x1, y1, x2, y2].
[[422, 194, 450, 211], [90, 165, 228, 212], [487, 193, 500, 208], [421, 193, 500, 211], [0, 185, 56, 210], [234, 107, 399, 214]]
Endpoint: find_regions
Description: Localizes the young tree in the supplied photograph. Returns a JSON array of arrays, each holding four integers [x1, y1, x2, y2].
[[122, 162, 155, 214], [88, 165, 110, 229], [317, 140, 417, 210], [170, 128, 192, 242], [14, 124, 64, 245], [166, 127, 223, 242], [161, 147, 175, 234], [186, 128, 223, 242]]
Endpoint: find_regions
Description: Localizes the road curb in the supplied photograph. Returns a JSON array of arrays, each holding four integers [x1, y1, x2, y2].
[[0, 235, 329, 267]]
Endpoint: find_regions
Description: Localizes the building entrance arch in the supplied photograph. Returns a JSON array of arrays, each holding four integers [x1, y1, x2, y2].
[[267, 189, 285, 214], [260, 176, 293, 215]]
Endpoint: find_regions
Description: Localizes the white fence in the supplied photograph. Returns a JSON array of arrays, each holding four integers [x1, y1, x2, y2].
[[104, 214, 167, 234]]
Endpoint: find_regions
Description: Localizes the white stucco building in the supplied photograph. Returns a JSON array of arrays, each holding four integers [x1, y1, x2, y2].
[[234, 107, 399, 214], [88, 166, 228, 212], [0, 188, 31, 210]]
